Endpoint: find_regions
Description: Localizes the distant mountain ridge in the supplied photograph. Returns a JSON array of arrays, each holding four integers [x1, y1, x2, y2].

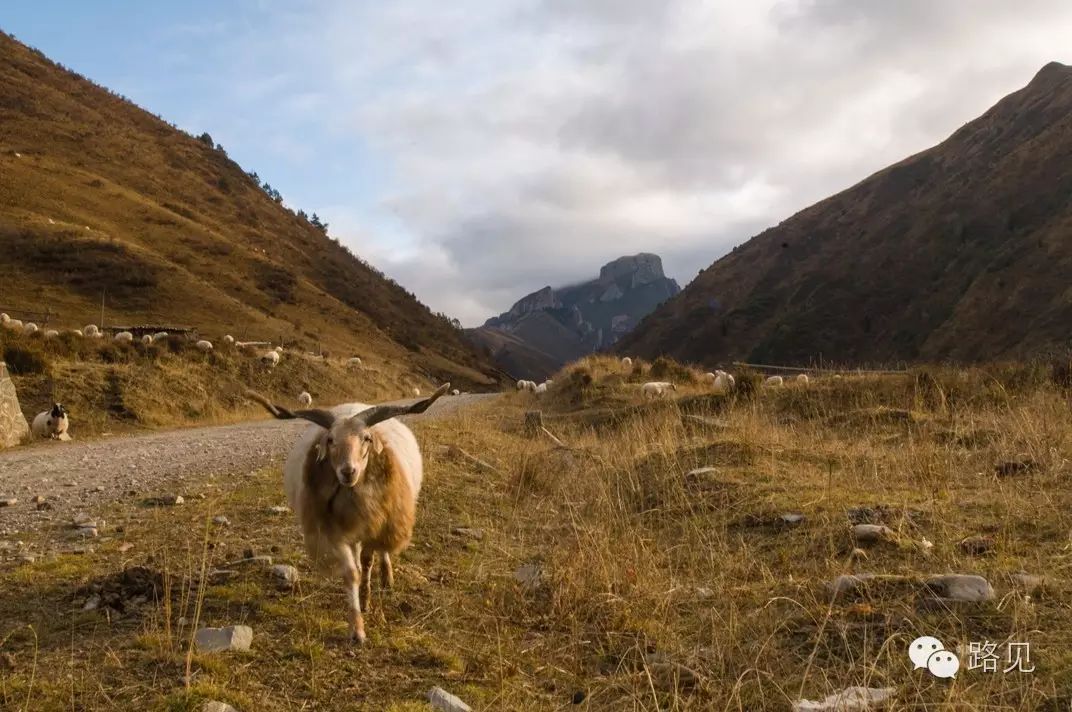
[[618, 61, 1072, 366], [469, 253, 680, 379]]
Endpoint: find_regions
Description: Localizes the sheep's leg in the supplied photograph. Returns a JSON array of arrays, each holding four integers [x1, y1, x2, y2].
[[359, 546, 374, 612], [380, 552, 394, 590], [337, 544, 366, 645]]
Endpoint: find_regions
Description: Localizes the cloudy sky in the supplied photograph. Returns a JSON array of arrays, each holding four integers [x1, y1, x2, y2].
[[6, 1, 1072, 324]]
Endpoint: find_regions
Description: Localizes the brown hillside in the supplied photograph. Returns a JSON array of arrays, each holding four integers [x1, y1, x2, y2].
[[0, 31, 496, 388], [619, 62, 1072, 367]]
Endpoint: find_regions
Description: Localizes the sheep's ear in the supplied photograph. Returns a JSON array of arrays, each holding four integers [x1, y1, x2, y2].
[[315, 434, 329, 463], [370, 431, 384, 455]]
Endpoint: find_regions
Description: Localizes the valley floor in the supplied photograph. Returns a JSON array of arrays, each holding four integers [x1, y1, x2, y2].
[[0, 364, 1069, 710]]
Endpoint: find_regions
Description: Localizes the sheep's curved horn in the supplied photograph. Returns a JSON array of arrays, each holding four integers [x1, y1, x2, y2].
[[246, 390, 336, 430], [351, 382, 451, 428]]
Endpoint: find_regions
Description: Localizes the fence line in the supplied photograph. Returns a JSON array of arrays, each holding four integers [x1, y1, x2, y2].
[[732, 361, 909, 376]]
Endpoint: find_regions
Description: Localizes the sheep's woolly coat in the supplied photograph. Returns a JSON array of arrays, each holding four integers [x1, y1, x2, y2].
[[283, 402, 423, 569]]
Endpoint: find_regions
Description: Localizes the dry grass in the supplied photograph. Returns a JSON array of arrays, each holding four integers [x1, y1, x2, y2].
[[2, 329, 447, 437], [1, 361, 1070, 710]]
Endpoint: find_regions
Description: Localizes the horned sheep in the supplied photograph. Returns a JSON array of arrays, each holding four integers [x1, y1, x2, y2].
[[31, 403, 70, 440], [246, 383, 450, 644]]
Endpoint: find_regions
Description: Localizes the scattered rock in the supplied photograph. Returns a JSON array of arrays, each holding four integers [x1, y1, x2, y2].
[[684, 467, 719, 487], [225, 555, 272, 568], [958, 535, 995, 556], [73, 512, 95, 526], [270, 564, 300, 590], [0, 498, 17, 507], [1008, 572, 1045, 595], [67, 526, 99, 539], [267, 506, 289, 515], [201, 702, 238, 712], [451, 527, 484, 541], [194, 625, 253, 653], [118, 542, 134, 553], [644, 655, 700, 691], [925, 574, 994, 603], [793, 686, 896, 711], [164, 495, 184, 506], [852, 524, 896, 545], [826, 574, 876, 599], [31, 495, 45, 504], [514, 562, 543, 592], [994, 459, 1039, 477], [209, 569, 237, 584], [781, 512, 805, 526], [17, 555, 35, 564], [428, 686, 472, 712], [213, 515, 231, 527], [82, 594, 101, 611]]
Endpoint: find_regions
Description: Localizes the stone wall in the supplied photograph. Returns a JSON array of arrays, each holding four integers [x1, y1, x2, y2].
[[0, 362, 30, 448]]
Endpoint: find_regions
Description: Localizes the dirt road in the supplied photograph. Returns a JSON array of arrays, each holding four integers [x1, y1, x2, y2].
[[0, 393, 496, 539]]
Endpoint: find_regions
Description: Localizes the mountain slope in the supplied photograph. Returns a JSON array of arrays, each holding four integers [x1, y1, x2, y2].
[[619, 62, 1072, 366], [0, 31, 496, 387], [471, 253, 679, 378]]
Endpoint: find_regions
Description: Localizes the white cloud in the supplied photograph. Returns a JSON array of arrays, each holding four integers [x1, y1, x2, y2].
[[256, 0, 1072, 325]]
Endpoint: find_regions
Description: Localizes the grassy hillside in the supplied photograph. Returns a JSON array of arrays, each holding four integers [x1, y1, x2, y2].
[[1, 327, 445, 439], [1, 357, 1069, 709], [0, 30, 497, 389], [619, 61, 1072, 367]]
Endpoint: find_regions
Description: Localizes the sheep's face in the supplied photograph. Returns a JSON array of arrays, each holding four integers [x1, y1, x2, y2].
[[320, 420, 382, 487]]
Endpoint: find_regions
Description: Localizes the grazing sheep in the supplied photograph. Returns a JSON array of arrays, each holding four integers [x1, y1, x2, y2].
[[31, 403, 69, 440], [23, 322, 38, 336], [796, 373, 810, 385], [641, 381, 677, 399], [3, 318, 23, 332], [515, 380, 526, 391], [515, 380, 538, 393], [764, 376, 784, 387], [195, 339, 213, 352], [141, 334, 152, 345], [622, 357, 633, 368], [223, 334, 235, 346], [114, 331, 134, 343], [261, 350, 281, 368], [298, 391, 313, 407], [275, 346, 284, 353], [44, 329, 59, 339], [246, 383, 450, 644], [70, 329, 83, 337], [83, 324, 100, 338], [535, 382, 548, 394], [712, 372, 735, 395], [0, 313, 7, 324], [151, 331, 168, 343], [348, 357, 363, 368]]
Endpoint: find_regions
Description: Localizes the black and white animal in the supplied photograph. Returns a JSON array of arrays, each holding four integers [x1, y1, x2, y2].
[[31, 403, 70, 440]]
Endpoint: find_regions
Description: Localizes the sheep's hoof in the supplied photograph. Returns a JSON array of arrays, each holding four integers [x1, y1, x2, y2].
[[350, 629, 367, 646]]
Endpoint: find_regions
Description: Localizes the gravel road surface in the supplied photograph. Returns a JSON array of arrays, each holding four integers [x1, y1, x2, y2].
[[0, 393, 496, 540]]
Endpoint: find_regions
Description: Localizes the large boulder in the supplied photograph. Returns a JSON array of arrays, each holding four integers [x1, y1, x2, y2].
[[0, 362, 30, 448]]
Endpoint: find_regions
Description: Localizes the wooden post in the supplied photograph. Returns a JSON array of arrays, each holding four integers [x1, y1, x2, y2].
[[524, 410, 544, 437]]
